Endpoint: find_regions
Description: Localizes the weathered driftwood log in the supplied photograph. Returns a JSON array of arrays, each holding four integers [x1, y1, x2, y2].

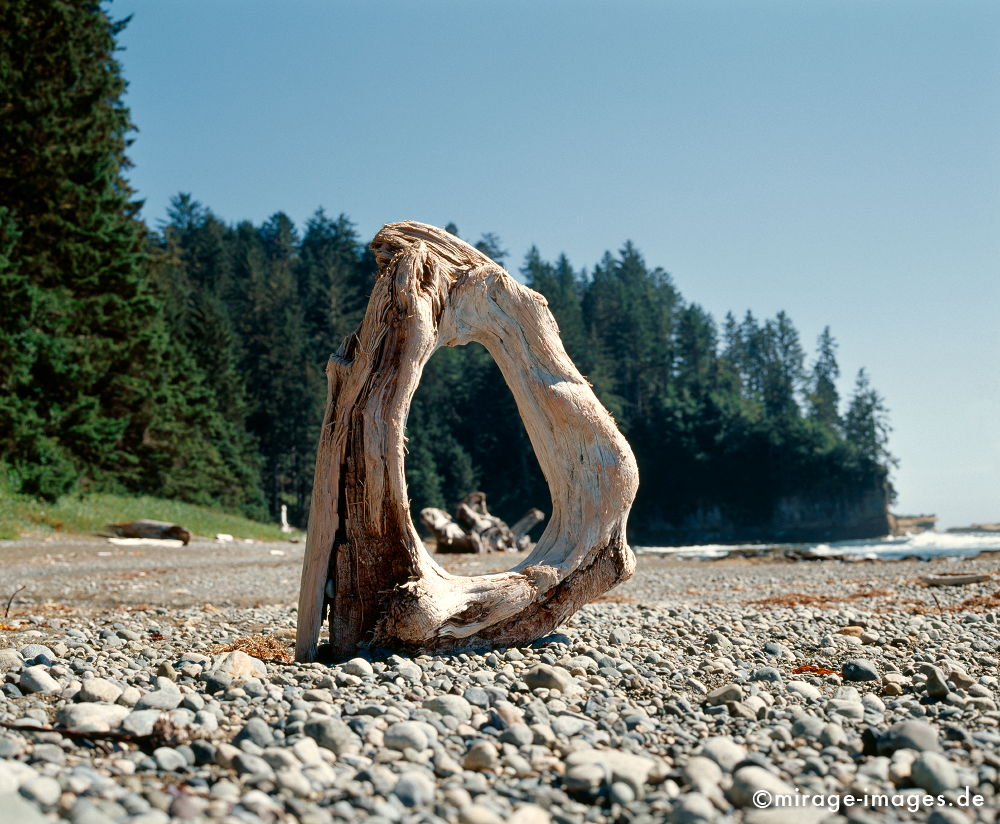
[[455, 491, 521, 553], [421, 492, 545, 554], [296, 220, 639, 661], [420, 492, 542, 554], [511, 508, 546, 549], [109, 520, 191, 546], [420, 507, 476, 553], [921, 572, 993, 587]]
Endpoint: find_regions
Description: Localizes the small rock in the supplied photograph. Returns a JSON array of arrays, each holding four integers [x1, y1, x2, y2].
[[393, 770, 435, 806], [304, 716, 361, 755], [523, 664, 574, 692], [19, 665, 59, 694], [877, 719, 940, 754], [842, 659, 879, 682], [699, 736, 747, 772], [728, 765, 795, 808], [920, 665, 951, 700], [57, 703, 130, 731], [424, 694, 472, 722], [705, 683, 742, 706], [383, 721, 429, 752], [78, 678, 123, 704], [341, 657, 373, 677], [463, 741, 498, 771], [911, 752, 959, 794]]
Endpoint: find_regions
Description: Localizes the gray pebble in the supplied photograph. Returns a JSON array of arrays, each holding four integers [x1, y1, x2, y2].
[[19, 665, 60, 694], [394, 770, 436, 806], [384, 720, 429, 752], [842, 659, 879, 682]]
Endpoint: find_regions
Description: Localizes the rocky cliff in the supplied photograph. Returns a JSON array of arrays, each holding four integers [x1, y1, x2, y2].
[[636, 480, 891, 545]]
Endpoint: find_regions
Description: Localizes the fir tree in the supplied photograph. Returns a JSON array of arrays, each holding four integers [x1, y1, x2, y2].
[[808, 326, 841, 431], [0, 1, 163, 497]]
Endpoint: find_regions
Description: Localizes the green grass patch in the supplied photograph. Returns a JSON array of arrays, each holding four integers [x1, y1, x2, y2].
[[0, 488, 295, 542]]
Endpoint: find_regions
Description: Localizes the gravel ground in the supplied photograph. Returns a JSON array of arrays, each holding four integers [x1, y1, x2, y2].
[[0, 536, 998, 823]]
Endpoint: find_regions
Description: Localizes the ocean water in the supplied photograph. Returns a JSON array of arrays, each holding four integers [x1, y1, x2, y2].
[[636, 530, 1000, 561]]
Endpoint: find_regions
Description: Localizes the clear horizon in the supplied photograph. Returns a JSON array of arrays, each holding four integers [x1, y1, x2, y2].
[[114, 0, 999, 528]]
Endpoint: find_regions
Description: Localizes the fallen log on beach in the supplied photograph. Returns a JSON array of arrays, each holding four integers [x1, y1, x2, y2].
[[296, 220, 638, 661], [921, 572, 993, 587], [108, 520, 191, 546], [421, 492, 544, 554]]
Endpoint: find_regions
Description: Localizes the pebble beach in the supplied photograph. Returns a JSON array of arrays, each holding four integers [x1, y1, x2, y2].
[[0, 537, 998, 823]]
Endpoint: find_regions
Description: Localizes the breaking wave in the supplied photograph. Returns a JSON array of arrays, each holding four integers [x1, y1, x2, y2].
[[636, 530, 1000, 561]]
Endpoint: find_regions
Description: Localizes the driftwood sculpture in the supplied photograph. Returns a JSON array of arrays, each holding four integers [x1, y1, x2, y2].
[[421, 492, 545, 554], [296, 221, 639, 661]]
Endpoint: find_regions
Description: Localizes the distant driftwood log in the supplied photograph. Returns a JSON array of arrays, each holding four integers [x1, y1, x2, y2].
[[420, 491, 545, 554], [109, 520, 191, 546], [296, 221, 639, 661]]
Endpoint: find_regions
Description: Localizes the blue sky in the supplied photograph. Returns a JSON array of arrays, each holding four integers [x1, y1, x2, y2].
[[115, 0, 1000, 528]]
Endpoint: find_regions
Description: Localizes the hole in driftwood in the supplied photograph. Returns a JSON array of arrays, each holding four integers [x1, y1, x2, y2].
[[404, 343, 548, 545]]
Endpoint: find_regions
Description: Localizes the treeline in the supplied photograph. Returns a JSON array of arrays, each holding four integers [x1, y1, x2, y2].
[[0, 1, 895, 540], [408, 241, 896, 537]]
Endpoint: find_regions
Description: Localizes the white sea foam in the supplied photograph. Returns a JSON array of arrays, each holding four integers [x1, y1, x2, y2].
[[636, 530, 1000, 561]]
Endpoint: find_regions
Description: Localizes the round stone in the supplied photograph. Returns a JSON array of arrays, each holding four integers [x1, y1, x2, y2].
[[842, 659, 879, 682]]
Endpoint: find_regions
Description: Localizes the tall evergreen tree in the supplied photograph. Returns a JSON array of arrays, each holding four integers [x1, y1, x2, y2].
[[474, 233, 508, 267], [845, 369, 894, 470], [761, 311, 806, 420], [522, 249, 587, 362], [0, 0, 165, 498], [808, 326, 841, 431]]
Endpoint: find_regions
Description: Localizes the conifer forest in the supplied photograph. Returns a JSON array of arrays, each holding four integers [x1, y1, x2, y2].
[[0, 2, 895, 543]]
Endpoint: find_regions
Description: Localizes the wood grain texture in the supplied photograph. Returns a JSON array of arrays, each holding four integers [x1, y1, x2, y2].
[[296, 221, 638, 661]]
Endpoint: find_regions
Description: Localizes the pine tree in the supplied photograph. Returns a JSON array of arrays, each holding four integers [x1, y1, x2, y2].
[[146, 211, 266, 516], [474, 233, 508, 266], [845, 369, 895, 469], [521, 249, 587, 362], [674, 303, 718, 398], [808, 326, 841, 431], [761, 311, 806, 420], [0, 1, 165, 498], [296, 209, 369, 363]]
